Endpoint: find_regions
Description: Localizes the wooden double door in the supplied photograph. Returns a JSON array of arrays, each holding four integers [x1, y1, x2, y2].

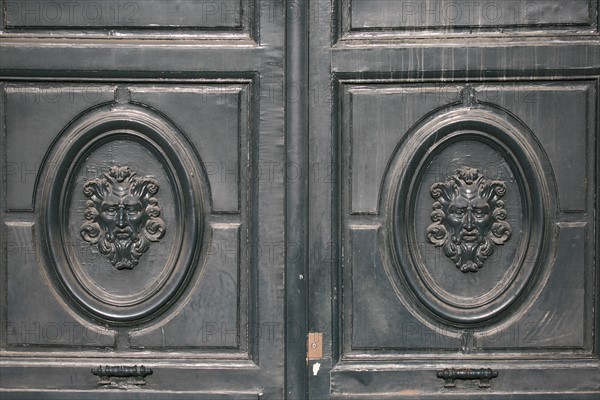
[[1, 1, 599, 398]]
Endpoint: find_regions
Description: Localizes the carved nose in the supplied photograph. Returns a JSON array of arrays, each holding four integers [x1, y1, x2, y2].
[[116, 207, 128, 228], [464, 210, 475, 231]]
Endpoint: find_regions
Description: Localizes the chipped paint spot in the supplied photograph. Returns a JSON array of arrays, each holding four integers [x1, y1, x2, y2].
[[312, 362, 321, 376]]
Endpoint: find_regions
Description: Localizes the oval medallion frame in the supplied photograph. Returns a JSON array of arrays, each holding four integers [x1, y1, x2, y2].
[[387, 104, 557, 326], [38, 104, 206, 324]]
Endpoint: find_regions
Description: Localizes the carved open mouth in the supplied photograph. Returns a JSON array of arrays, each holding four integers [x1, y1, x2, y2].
[[461, 231, 478, 242], [115, 227, 133, 240]]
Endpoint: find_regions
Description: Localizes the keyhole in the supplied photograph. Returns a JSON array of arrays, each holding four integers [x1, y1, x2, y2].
[[311, 343, 317, 349]]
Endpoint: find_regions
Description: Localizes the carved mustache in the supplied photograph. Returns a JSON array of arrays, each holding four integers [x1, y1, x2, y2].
[[459, 228, 480, 242], [108, 226, 134, 241]]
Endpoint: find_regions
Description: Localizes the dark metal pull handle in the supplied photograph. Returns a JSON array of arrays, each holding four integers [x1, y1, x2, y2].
[[437, 368, 498, 388], [92, 365, 153, 385]]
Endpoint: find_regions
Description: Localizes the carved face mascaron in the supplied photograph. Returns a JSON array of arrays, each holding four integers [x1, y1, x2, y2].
[[80, 166, 166, 270], [426, 167, 512, 273]]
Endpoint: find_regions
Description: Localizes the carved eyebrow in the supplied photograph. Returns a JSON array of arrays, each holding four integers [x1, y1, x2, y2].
[[124, 204, 143, 211], [123, 198, 142, 206]]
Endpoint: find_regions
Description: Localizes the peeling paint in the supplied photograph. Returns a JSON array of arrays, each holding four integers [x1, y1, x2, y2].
[[312, 362, 321, 376]]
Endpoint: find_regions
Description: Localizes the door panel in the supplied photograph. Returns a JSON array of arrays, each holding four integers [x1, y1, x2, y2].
[[309, 0, 600, 398], [343, 0, 595, 33], [3, 0, 252, 38], [0, 1, 287, 398], [337, 78, 594, 356]]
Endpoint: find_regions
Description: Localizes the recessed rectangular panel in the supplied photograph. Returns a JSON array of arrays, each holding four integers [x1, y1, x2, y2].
[[130, 224, 242, 349], [349, 226, 461, 351], [346, 81, 594, 214], [348, 0, 592, 30], [2, 81, 252, 353], [3, 84, 115, 211], [475, 224, 588, 350], [4, 0, 243, 29], [475, 82, 595, 212], [331, 364, 600, 397], [5, 222, 116, 347], [3, 83, 249, 214], [347, 85, 462, 214], [130, 84, 249, 213]]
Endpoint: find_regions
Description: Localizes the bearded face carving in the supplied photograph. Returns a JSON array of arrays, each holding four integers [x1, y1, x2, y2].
[[80, 166, 166, 270], [426, 167, 512, 273]]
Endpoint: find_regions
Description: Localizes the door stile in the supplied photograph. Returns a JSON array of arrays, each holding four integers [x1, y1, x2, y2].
[[285, 0, 310, 398]]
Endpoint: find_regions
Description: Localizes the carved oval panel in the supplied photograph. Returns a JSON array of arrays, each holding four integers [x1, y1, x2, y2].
[[389, 105, 556, 325], [39, 105, 205, 323], [414, 140, 522, 306]]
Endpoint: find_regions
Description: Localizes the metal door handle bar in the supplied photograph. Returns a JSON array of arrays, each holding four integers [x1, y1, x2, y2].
[[92, 365, 153, 385], [437, 368, 498, 388]]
